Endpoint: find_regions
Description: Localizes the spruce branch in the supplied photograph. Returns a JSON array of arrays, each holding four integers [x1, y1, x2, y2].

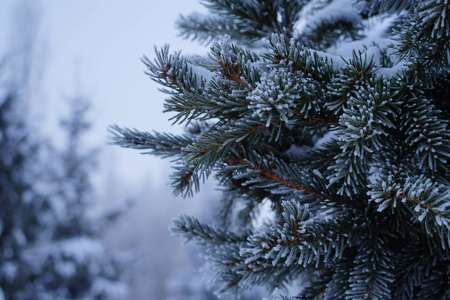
[[298, 18, 364, 51], [323, 255, 354, 299], [204, 0, 277, 28], [164, 83, 249, 124], [142, 45, 209, 95], [210, 36, 261, 89], [182, 117, 283, 172], [236, 157, 361, 208], [328, 76, 400, 198], [395, 1, 450, 75], [171, 162, 204, 197], [264, 34, 336, 83], [171, 214, 248, 245], [364, 0, 417, 14], [326, 51, 378, 116], [218, 60, 254, 90], [415, 36, 450, 72], [345, 233, 396, 300], [108, 125, 191, 158], [400, 176, 450, 229], [242, 200, 359, 272], [295, 270, 331, 299], [177, 13, 266, 45], [291, 111, 339, 126], [198, 0, 291, 39], [396, 80, 450, 176], [370, 174, 450, 248], [393, 241, 431, 299], [416, 1, 450, 40]]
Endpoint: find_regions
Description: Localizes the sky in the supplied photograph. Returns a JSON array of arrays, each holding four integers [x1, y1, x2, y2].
[[0, 1, 217, 298], [36, 0, 208, 188]]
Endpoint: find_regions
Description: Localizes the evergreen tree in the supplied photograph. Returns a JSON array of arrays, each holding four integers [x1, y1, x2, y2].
[[112, 0, 450, 298], [0, 71, 44, 300], [0, 61, 124, 300], [0, 75, 124, 299], [23, 95, 125, 300], [0, 2, 124, 298]]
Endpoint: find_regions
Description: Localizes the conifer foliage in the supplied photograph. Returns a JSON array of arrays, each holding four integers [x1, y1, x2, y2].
[[0, 68, 123, 300], [0, 85, 42, 300], [26, 96, 124, 300], [112, 0, 450, 298]]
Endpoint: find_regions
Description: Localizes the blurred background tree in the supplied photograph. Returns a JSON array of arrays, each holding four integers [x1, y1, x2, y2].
[[0, 2, 124, 299]]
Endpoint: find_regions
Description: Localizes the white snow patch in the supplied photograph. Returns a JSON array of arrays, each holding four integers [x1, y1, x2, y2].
[[378, 60, 409, 78], [331, 15, 397, 58], [1, 262, 18, 281], [186, 11, 212, 23], [309, 0, 362, 26], [189, 63, 214, 84], [312, 48, 348, 69], [330, 14, 409, 77], [12, 228, 27, 247], [296, 0, 363, 34], [367, 165, 381, 185], [285, 144, 311, 157], [253, 198, 276, 228], [59, 237, 103, 263], [183, 11, 224, 28], [48, 195, 67, 221], [92, 278, 128, 298], [23, 236, 104, 268], [56, 261, 76, 277], [418, 208, 428, 222], [314, 131, 337, 149], [185, 54, 217, 84], [312, 169, 325, 180], [294, 1, 317, 33]]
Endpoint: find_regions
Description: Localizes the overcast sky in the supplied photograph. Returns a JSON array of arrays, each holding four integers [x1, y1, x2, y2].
[[39, 0, 208, 187], [0, 0, 212, 190]]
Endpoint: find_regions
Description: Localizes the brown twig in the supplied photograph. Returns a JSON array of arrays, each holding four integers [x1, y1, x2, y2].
[[239, 158, 361, 207]]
